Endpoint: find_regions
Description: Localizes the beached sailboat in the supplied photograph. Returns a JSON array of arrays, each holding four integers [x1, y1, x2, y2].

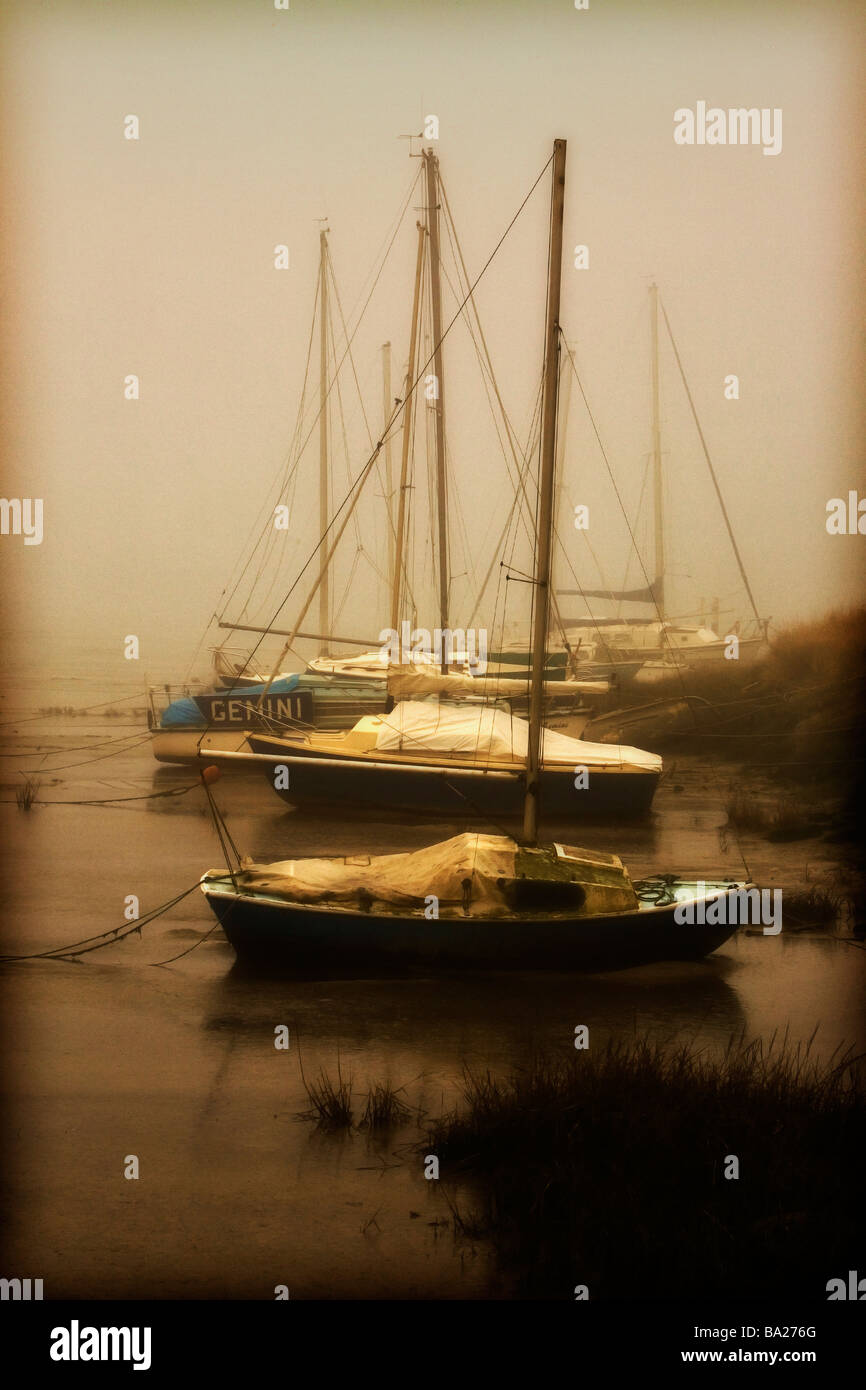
[[200, 140, 750, 970]]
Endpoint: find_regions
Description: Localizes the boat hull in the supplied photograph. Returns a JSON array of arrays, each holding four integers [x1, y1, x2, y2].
[[246, 738, 660, 819], [200, 881, 739, 973]]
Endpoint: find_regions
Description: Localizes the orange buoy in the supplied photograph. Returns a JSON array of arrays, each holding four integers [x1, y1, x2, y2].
[[201, 764, 221, 785]]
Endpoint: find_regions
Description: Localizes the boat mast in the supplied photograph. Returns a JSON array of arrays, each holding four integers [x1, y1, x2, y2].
[[318, 227, 330, 657], [390, 220, 427, 635], [554, 343, 574, 555], [522, 139, 567, 846], [650, 281, 664, 621], [381, 341, 395, 598], [424, 148, 449, 670]]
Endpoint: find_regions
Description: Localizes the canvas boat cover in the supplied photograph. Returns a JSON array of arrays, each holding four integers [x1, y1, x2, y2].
[[234, 832, 639, 918], [371, 701, 661, 772]]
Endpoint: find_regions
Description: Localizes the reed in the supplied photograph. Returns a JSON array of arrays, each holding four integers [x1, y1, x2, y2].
[[15, 778, 40, 811], [297, 1063, 354, 1130], [359, 1081, 411, 1131], [427, 1032, 866, 1298]]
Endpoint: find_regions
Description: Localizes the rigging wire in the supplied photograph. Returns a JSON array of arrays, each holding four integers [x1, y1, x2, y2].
[[558, 329, 754, 880], [226, 150, 557, 687], [194, 163, 424, 680], [659, 295, 764, 630], [224, 171, 423, 632], [205, 274, 322, 663]]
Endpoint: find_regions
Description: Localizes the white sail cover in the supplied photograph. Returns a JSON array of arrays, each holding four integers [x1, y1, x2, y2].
[[372, 701, 661, 771]]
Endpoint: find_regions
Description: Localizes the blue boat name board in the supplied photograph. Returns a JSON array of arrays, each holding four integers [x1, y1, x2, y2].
[[194, 692, 313, 727]]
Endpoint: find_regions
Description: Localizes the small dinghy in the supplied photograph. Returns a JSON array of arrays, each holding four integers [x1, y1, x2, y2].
[[200, 832, 749, 972]]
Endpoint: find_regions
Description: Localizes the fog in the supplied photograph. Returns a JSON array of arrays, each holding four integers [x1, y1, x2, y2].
[[2, 0, 864, 688]]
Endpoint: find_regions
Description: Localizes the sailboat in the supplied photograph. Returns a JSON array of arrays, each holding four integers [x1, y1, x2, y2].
[[557, 283, 769, 673], [209, 145, 660, 816], [152, 183, 608, 766], [200, 140, 750, 970]]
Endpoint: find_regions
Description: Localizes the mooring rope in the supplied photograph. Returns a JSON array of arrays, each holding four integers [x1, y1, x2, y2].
[[0, 882, 204, 963]]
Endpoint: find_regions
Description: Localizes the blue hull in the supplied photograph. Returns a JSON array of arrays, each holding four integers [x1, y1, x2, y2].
[[202, 883, 738, 974]]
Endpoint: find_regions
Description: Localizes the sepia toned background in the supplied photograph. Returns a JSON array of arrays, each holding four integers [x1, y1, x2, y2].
[[1, 0, 864, 681]]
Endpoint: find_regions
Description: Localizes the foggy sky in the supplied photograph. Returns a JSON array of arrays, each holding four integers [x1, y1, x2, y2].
[[2, 0, 864, 685]]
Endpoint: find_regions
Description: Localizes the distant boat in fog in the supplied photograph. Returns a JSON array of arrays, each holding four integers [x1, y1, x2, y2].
[[557, 283, 769, 675]]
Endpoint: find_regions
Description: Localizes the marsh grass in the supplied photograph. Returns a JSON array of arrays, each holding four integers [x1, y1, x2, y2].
[[783, 884, 843, 927], [359, 1081, 412, 1132], [296, 1064, 414, 1134], [15, 778, 40, 811], [427, 1031, 866, 1298], [725, 791, 814, 840], [297, 1062, 354, 1130], [609, 608, 866, 781]]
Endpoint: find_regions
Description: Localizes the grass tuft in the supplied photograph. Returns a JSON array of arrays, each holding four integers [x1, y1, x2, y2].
[[297, 1063, 353, 1130], [359, 1081, 412, 1131], [15, 778, 40, 811]]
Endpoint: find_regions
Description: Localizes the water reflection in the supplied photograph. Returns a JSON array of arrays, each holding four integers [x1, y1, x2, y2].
[[205, 959, 748, 1091]]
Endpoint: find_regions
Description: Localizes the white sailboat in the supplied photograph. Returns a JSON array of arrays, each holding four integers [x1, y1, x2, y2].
[[558, 283, 769, 674]]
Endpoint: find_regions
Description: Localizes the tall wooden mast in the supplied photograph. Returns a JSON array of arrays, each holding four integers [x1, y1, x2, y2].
[[389, 221, 426, 635], [381, 341, 395, 595], [650, 281, 664, 620], [318, 228, 330, 656], [522, 139, 567, 846], [554, 342, 574, 549], [423, 148, 449, 668]]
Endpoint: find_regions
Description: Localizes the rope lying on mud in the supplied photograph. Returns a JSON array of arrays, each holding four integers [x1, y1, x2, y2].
[[149, 921, 224, 967], [0, 692, 145, 728], [1, 773, 236, 965], [13, 734, 154, 774], [0, 882, 205, 964], [0, 730, 150, 758], [1, 782, 200, 808]]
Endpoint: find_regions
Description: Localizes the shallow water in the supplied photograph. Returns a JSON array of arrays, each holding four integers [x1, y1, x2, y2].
[[1, 707, 863, 1299]]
